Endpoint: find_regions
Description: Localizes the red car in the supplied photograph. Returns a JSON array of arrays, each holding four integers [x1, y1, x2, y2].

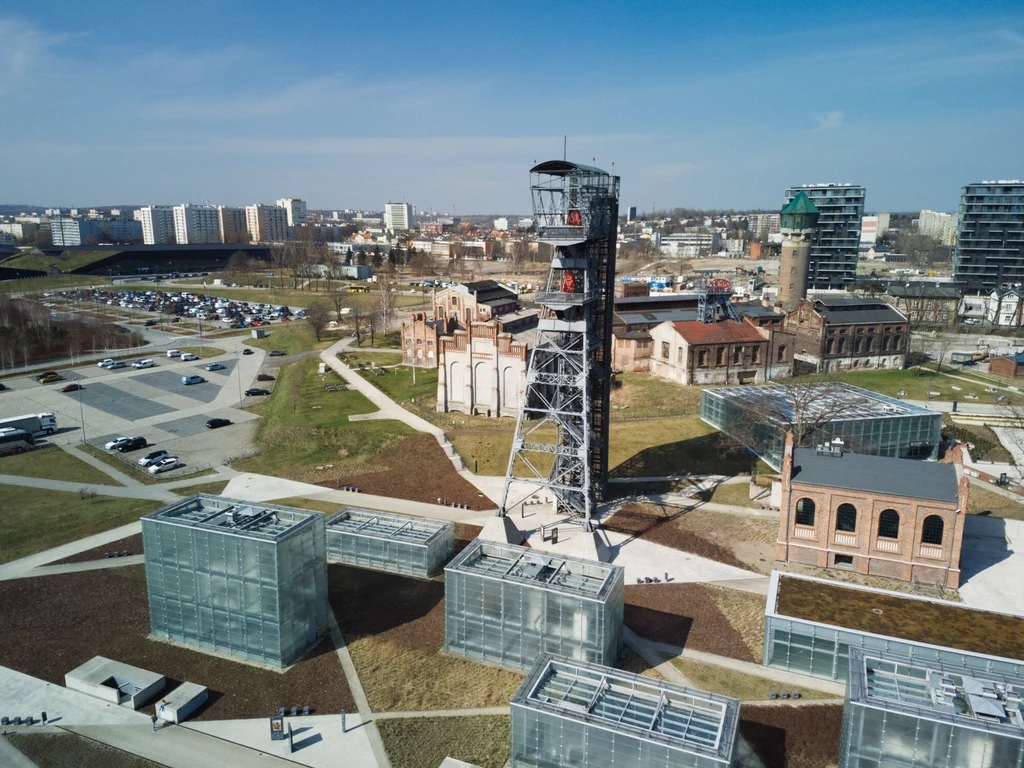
[[256, 373, 275, 382], [61, 383, 85, 393]]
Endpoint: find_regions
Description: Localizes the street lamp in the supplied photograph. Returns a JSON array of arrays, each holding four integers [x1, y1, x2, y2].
[[72, 373, 87, 446]]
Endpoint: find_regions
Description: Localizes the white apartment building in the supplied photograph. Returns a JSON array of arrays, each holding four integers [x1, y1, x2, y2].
[[218, 207, 248, 243], [987, 289, 1024, 327], [173, 204, 222, 245], [660, 231, 720, 258], [275, 198, 307, 228], [493, 217, 510, 231], [245, 204, 288, 243], [918, 210, 954, 238], [139, 206, 175, 245], [384, 202, 413, 231]]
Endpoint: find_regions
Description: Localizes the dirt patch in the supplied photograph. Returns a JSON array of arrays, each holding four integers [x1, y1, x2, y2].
[[607, 504, 768, 573], [51, 534, 144, 565], [317, 434, 494, 510], [739, 704, 843, 768], [7, 731, 164, 768], [454, 523, 483, 555], [624, 583, 758, 663], [0, 566, 355, 720], [330, 564, 523, 711]]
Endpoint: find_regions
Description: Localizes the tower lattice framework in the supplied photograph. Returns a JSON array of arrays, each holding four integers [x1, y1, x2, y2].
[[498, 161, 620, 531]]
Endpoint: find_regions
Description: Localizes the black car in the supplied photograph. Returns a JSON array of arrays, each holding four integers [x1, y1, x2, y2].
[[242, 348, 255, 355], [245, 388, 271, 397], [206, 418, 232, 429], [144, 319, 158, 327], [116, 436, 148, 452], [268, 350, 285, 357]]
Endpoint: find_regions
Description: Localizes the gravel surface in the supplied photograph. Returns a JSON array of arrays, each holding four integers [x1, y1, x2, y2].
[[739, 704, 843, 768]]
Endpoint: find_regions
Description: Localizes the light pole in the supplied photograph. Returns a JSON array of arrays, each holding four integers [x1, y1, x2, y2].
[[235, 349, 243, 408], [74, 374, 87, 446]]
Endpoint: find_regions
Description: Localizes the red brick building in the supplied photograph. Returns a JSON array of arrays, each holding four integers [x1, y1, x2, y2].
[[783, 297, 908, 373], [989, 352, 1024, 377], [775, 432, 969, 588], [434, 280, 517, 326]]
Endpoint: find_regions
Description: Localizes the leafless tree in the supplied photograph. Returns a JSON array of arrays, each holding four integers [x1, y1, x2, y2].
[[326, 288, 348, 320], [367, 307, 378, 346], [509, 239, 528, 279], [351, 297, 363, 346], [304, 299, 332, 342], [377, 262, 395, 331]]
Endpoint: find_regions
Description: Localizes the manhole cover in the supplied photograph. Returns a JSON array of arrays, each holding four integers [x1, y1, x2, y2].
[[872, 608, 884, 615]]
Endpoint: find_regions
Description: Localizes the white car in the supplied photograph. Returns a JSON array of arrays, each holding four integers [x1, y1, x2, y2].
[[181, 353, 199, 361], [138, 449, 169, 467], [182, 375, 206, 385], [97, 358, 115, 368], [167, 350, 182, 358], [132, 359, 155, 369], [148, 456, 181, 474], [105, 436, 132, 450]]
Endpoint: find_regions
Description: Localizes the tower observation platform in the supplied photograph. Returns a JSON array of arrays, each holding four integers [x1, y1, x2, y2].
[[499, 161, 620, 531]]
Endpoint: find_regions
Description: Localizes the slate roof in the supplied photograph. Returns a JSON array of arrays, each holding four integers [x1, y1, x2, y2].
[[459, 280, 517, 306], [813, 297, 906, 325], [886, 284, 962, 299], [791, 448, 958, 503]]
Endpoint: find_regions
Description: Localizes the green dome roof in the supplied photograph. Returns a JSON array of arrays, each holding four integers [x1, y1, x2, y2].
[[780, 191, 820, 230]]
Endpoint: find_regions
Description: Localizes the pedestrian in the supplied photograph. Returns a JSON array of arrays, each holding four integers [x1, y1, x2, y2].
[[151, 712, 158, 732]]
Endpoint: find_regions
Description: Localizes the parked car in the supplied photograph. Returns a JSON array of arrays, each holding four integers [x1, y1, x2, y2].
[[167, 350, 181, 358], [205, 418, 232, 429], [242, 348, 255, 355], [132, 359, 155, 369], [36, 372, 62, 384], [256, 373, 275, 382], [107, 361, 127, 370], [245, 388, 271, 397], [0, 382, 7, 391], [116, 436, 148, 452], [61, 383, 85, 393], [181, 375, 206, 385], [268, 350, 285, 357], [144, 319, 158, 327], [97, 358, 115, 368], [105, 436, 132, 450], [205, 363, 226, 371], [181, 353, 199, 361], [170, 317, 181, 323], [138, 449, 169, 468], [148, 456, 181, 474]]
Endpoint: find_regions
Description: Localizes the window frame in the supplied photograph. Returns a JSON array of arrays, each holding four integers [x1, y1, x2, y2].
[[836, 503, 858, 533], [877, 509, 900, 539], [795, 498, 816, 527], [921, 515, 945, 546]]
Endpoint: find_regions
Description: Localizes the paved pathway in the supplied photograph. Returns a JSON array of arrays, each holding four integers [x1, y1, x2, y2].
[[0, 473, 176, 501], [59, 443, 137, 487], [0, 666, 152, 726], [0, 521, 144, 581]]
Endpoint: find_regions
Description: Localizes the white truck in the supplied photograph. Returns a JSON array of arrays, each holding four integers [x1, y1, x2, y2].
[[0, 412, 57, 436]]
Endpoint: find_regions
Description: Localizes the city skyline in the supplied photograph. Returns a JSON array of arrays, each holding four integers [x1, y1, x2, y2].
[[1, 1, 1022, 212]]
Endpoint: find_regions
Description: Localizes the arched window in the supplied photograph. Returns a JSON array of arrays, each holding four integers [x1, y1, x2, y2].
[[922, 516, 945, 545], [878, 510, 900, 539], [795, 498, 816, 527], [836, 503, 858, 533]]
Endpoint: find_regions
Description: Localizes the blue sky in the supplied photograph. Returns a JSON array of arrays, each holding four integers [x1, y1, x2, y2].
[[2, 0, 1022, 214]]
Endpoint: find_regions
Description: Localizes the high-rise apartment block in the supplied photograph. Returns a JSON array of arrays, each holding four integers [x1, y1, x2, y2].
[[384, 202, 413, 231], [218, 207, 248, 243], [245, 204, 288, 243], [954, 181, 1024, 290], [139, 206, 175, 245], [626, 205, 638, 222], [784, 184, 866, 288], [275, 198, 307, 228], [172, 204, 222, 245]]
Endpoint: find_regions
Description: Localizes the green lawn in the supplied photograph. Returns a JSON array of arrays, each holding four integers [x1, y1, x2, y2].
[[705, 482, 760, 508], [610, 373, 702, 420], [2, 275, 111, 293], [968, 483, 1024, 520], [671, 659, 839, 702], [267, 496, 342, 514], [377, 716, 511, 768], [0, 446, 122, 486], [232, 358, 417, 482], [176, 345, 224, 359], [340, 350, 403, 368], [789, 367, 1000, 404], [0, 486, 163, 565], [350, 363, 438, 405], [244, 322, 339, 356], [353, 330, 402, 349], [172, 480, 230, 496]]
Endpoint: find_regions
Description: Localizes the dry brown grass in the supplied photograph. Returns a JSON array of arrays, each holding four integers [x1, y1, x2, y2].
[[740, 704, 843, 768], [672, 659, 839, 702], [968, 482, 1024, 520], [705, 585, 767, 663], [377, 715, 510, 768], [618, 649, 666, 679]]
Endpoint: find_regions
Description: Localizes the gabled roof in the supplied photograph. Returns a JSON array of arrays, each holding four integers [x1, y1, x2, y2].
[[885, 284, 961, 299], [791, 448, 958, 503], [668, 319, 767, 345]]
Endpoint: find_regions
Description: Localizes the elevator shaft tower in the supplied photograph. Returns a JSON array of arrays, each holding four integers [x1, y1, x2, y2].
[[498, 161, 620, 531]]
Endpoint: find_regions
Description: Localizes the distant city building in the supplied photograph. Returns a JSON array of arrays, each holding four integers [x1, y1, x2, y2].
[[626, 205, 638, 222], [0, 231, 13, 246], [883, 284, 961, 329], [954, 181, 1024, 290], [172, 204, 222, 245], [785, 183, 866, 288], [859, 213, 890, 245], [660, 232, 720, 258], [493, 217, 510, 231], [245, 204, 288, 243], [0, 221, 37, 240], [747, 213, 781, 238], [217, 206, 248, 243], [50, 217, 93, 247], [139, 206, 175, 245], [275, 198, 307, 228], [384, 202, 413, 231], [516, 217, 534, 230]]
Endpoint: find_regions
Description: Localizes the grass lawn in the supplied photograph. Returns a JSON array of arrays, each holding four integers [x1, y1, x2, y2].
[[377, 715, 510, 768], [350, 362, 438, 406], [354, 329, 402, 349], [944, 420, 1013, 463], [672, 659, 839, 702], [967, 482, 1024, 520], [7, 731, 164, 768], [610, 374, 702, 420], [77, 445, 217, 485], [2, 275, 110, 294], [172, 480, 230, 496], [244, 322, 337, 356], [340, 350, 403, 368], [0, 487, 162, 565], [705, 482, 759, 508], [0, 446, 121, 486], [176, 345, 224, 359], [232, 359, 417, 483], [790, 367, 1000, 404]]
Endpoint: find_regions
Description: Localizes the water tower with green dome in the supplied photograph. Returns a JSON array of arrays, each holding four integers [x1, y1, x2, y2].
[[778, 191, 820, 311]]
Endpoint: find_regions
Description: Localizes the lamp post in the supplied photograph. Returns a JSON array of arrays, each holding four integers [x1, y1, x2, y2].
[[235, 349, 243, 408], [74, 374, 87, 446]]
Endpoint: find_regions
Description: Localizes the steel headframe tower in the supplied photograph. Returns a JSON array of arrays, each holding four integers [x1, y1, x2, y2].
[[498, 160, 620, 531]]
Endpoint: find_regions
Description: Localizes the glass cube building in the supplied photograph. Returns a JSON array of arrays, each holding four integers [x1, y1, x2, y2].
[[325, 506, 455, 577], [511, 655, 739, 768], [142, 494, 329, 668], [763, 572, 1024, 684], [444, 540, 624, 671], [701, 383, 942, 470], [839, 648, 1024, 767]]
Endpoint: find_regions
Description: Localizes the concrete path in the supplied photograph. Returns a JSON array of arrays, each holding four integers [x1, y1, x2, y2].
[[0, 666, 152, 726], [0, 473, 177, 502], [26, 555, 146, 578], [59, 443, 135, 487]]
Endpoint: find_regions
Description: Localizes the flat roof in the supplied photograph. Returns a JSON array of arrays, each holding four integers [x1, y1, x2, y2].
[[67, 656, 163, 689], [849, 648, 1024, 737], [813, 297, 906, 325], [512, 656, 738, 762], [446, 540, 622, 600], [326, 506, 452, 548], [143, 494, 319, 542], [792, 447, 959, 503], [704, 383, 939, 424], [771, 573, 1024, 662]]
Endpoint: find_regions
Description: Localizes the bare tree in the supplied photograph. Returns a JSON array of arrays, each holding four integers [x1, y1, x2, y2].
[[377, 262, 395, 331], [351, 297, 363, 346], [367, 307, 378, 346], [326, 288, 348, 320], [304, 299, 332, 342]]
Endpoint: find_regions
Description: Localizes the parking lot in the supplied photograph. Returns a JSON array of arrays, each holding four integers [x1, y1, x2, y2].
[[0, 345, 270, 476]]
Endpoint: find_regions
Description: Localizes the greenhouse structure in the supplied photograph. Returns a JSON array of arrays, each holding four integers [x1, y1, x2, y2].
[[325, 506, 454, 577], [700, 383, 942, 470], [764, 572, 1024, 684], [141, 494, 329, 668], [839, 648, 1024, 767], [510, 655, 740, 768], [444, 540, 624, 671]]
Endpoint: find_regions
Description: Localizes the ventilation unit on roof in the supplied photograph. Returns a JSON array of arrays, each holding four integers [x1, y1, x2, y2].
[[881, 404, 904, 414]]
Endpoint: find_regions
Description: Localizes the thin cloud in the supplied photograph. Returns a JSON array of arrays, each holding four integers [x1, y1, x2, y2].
[[813, 111, 844, 131]]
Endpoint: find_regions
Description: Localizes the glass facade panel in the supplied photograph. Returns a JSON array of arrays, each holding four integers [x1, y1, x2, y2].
[[142, 494, 328, 669], [325, 507, 455, 577]]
